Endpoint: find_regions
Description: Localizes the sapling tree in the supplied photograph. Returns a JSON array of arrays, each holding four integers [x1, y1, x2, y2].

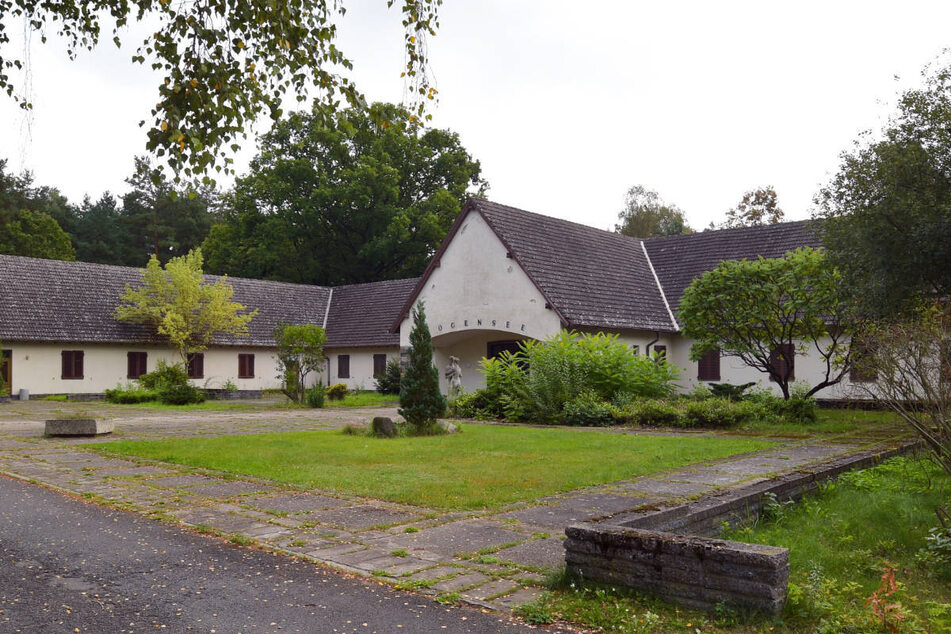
[[399, 301, 446, 432], [679, 247, 855, 399], [273, 323, 327, 403]]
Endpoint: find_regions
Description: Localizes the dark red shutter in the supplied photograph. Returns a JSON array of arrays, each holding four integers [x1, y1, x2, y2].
[[187, 353, 204, 379], [698, 349, 720, 381], [128, 352, 147, 379], [338, 355, 350, 379], [373, 354, 386, 378], [238, 353, 254, 379]]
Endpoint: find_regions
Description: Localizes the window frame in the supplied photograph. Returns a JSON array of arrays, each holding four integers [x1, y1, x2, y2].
[[697, 348, 721, 382], [238, 353, 255, 379], [186, 352, 205, 379], [372, 354, 387, 379], [337, 354, 350, 379], [61, 350, 84, 380], [127, 351, 148, 379]]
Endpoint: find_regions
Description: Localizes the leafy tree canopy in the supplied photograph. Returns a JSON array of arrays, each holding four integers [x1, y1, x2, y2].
[[678, 247, 854, 399], [722, 186, 785, 228], [0, 209, 75, 260], [815, 62, 951, 318], [615, 185, 692, 238], [0, 1, 440, 182], [202, 102, 486, 285], [115, 248, 257, 360]]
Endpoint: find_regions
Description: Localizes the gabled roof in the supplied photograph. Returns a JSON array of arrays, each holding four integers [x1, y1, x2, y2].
[[474, 200, 677, 331], [324, 278, 419, 348], [643, 220, 822, 319], [0, 254, 332, 347]]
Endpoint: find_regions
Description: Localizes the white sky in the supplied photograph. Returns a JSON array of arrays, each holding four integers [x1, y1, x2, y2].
[[2, 1, 950, 231]]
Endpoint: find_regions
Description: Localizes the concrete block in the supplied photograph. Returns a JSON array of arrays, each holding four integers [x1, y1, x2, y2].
[[45, 419, 114, 436]]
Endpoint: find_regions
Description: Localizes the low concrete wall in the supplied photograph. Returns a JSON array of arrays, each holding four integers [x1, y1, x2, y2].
[[565, 524, 789, 615]]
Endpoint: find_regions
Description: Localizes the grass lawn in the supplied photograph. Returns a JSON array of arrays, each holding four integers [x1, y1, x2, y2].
[[523, 455, 951, 633], [733, 407, 906, 439], [93, 425, 774, 510], [326, 391, 398, 408]]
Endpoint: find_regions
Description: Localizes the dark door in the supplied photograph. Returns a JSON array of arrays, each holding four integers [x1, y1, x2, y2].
[[486, 340, 522, 359], [1, 350, 10, 396]]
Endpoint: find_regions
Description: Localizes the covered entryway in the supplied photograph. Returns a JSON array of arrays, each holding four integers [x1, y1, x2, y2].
[[431, 330, 533, 393]]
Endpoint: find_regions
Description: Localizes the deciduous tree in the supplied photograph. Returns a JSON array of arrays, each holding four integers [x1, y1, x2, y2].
[[0, 1, 441, 182], [678, 247, 853, 399], [0, 209, 75, 260], [115, 248, 257, 361], [722, 186, 785, 228], [615, 185, 692, 238], [202, 102, 485, 285], [815, 62, 951, 318]]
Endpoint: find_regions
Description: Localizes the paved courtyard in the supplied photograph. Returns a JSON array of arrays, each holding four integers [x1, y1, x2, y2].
[[0, 400, 909, 615]]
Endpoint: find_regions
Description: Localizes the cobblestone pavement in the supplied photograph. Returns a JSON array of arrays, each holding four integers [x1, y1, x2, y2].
[[0, 401, 908, 615]]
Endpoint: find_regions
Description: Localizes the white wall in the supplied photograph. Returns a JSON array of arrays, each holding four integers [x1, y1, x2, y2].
[[326, 347, 399, 390], [3, 343, 281, 395]]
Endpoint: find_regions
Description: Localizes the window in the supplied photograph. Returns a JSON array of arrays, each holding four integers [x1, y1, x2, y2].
[[127, 351, 148, 379], [487, 340, 521, 359], [1, 350, 10, 395], [697, 349, 721, 381], [849, 339, 877, 383], [631, 345, 640, 356], [238, 353, 255, 379], [373, 354, 387, 378], [768, 344, 795, 382], [62, 350, 84, 380], [337, 354, 350, 379], [652, 345, 667, 361], [186, 353, 204, 379]]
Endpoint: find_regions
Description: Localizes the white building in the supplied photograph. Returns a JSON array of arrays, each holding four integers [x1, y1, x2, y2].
[[0, 198, 868, 400]]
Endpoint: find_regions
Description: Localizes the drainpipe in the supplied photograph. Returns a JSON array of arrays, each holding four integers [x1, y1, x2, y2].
[[646, 331, 660, 356]]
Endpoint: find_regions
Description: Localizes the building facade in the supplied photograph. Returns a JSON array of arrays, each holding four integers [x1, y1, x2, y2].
[[0, 198, 867, 400]]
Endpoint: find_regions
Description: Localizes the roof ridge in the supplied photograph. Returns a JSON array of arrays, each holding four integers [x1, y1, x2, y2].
[[643, 219, 814, 243], [471, 198, 641, 246], [640, 241, 679, 331]]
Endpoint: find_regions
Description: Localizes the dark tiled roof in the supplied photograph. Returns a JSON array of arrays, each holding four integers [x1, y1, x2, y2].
[[643, 220, 822, 320], [0, 255, 331, 346], [473, 199, 678, 332], [324, 278, 419, 348]]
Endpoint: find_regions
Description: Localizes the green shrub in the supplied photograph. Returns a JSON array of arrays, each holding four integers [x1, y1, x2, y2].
[[375, 358, 402, 395], [742, 384, 818, 424], [624, 399, 682, 426], [479, 331, 679, 423], [448, 389, 491, 418], [159, 382, 205, 405], [105, 382, 158, 404], [306, 384, 326, 408], [138, 360, 190, 391], [326, 383, 349, 401], [708, 381, 756, 401], [681, 398, 758, 428], [137, 360, 204, 405], [563, 391, 614, 427], [222, 379, 238, 392]]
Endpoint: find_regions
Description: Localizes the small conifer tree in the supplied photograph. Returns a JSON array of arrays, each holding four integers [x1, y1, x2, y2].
[[399, 301, 446, 432]]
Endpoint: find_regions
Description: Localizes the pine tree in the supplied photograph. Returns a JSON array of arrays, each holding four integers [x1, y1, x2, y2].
[[399, 301, 446, 432]]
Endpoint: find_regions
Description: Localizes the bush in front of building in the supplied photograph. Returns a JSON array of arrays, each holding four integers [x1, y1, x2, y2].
[[375, 358, 402, 395], [137, 360, 205, 405], [306, 384, 326, 408], [480, 331, 679, 424], [326, 383, 349, 401], [562, 390, 614, 427], [104, 382, 159, 404], [447, 389, 493, 419]]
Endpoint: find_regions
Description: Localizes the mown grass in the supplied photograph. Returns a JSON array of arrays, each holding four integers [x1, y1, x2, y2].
[[93, 425, 774, 510], [525, 456, 951, 633], [733, 407, 906, 438], [326, 391, 398, 408]]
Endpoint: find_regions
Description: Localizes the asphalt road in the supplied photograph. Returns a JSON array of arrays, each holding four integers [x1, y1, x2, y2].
[[0, 475, 564, 633]]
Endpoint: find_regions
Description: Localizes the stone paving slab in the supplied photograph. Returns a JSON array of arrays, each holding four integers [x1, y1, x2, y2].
[[492, 586, 546, 610], [432, 572, 492, 593], [306, 504, 420, 530], [494, 537, 565, 570], [463, 578, 520, 602], [386, 520, 529, 558], [147, 474, 221, 487], [247, 492, 350, 514], [619, 478, 714, 497], [98, 465, 175, 477], [665, 468, 757, 487], [188, 481, 276, 498]]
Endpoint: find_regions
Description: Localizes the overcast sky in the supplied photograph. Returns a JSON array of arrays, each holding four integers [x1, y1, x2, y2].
[[2, 1, 950, 231]]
